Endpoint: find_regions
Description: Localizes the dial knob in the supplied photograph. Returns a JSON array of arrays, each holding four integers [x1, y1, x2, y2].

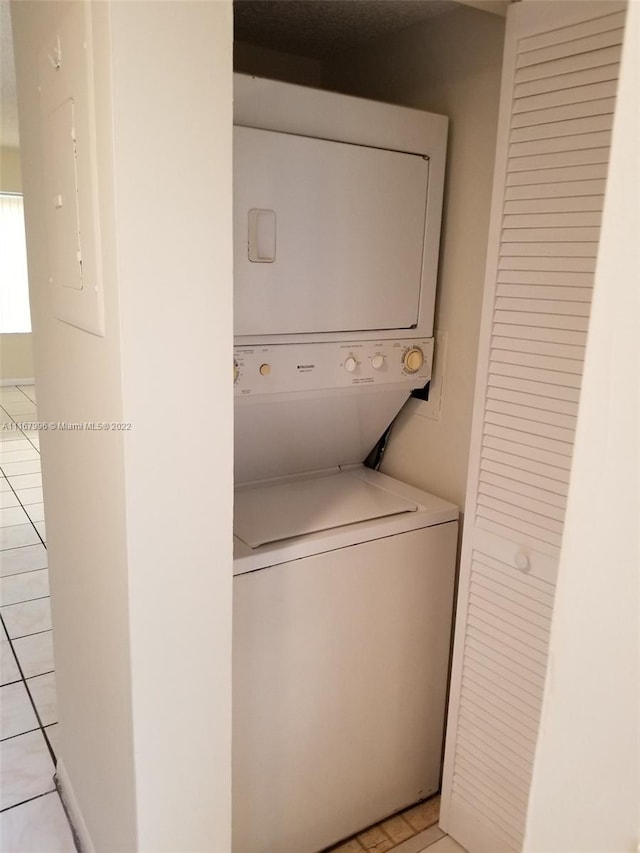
[[371, 354, 385, 370], [344, 355, 358, 373], [403, 347, 424, 374], [259, 363, 271, 376], [233, 359, 239, 383]]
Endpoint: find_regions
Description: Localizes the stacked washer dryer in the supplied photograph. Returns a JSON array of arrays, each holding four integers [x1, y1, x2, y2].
[[232, 74, 458, 853]]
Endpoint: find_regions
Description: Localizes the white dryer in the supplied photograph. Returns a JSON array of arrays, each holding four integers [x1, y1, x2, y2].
[[232, 75, 456, 852]]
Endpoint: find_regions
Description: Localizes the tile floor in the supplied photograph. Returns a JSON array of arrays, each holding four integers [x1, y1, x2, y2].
[[328, 795, 465, 853], [0, 384, 76, 851], [0, 383, 465, 853]]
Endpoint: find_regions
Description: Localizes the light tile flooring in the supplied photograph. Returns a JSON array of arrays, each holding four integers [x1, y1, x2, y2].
[[329, 795, 465, 853], [0, 384, 465, 853], [0, 385, 76, 851]]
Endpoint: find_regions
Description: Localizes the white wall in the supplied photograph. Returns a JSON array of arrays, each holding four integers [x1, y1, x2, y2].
[[11, 2, 233, 850], [324, 6, 505, 510], [12, 4, 136, 846], [0, 145, 34, 382], [524, 4, 639, 850], [234, 40, 323, 87], [111, 2, 233, 848]]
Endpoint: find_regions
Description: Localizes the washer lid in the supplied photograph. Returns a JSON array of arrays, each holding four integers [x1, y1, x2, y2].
[[234, 471, 417, 549]]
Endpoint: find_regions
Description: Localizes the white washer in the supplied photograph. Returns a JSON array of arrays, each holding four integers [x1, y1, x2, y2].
[[233, 466, 458, 853]]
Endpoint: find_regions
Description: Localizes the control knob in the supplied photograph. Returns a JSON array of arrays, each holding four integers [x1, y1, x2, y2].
[[403, 347, 424, 374], [344, 355, 358, 373], [371, 354, 385, 370], [233, 359, 239, 383]]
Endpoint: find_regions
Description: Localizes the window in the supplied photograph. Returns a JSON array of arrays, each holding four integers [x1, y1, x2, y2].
[[0, 192, 31, 333]]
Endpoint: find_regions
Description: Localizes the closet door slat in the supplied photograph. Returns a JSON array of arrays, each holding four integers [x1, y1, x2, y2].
[[462, 658, 543, 716], [500, 227, 601, 244], [514, 43, 621, 84], [477, 492, 565, 538], [510, 96, 616, 129], [497, 268, 595, 285], [481, 447, 569, 486], [452, 775, 523, 850], [457, 727, 537, 783], [483, 419, 575, 452], [517, 10, 626, 53], [492, 325, 587, 348], [486, 384, 579, 418], [503, 210, 602, 228], [514, 63, 619, 100], [504, 179, 606, 200], [485, 404, 576, 437], [488, 372, 581, 402], [496, 285, 592, 302], [455, 751, 530, 811], [466, 617, 549, 672], [500, 240, 599, 256], [489, 364, 583, 393], [494, 297, 591, 316], [483, 432, 572, 468], [490, 348, 585, 376], [498, 254, 597, 272], [517, 26, 625, 70], [477, 481, 567, 524], [512, 80, 618, 113], [473, 551, 556, 602], [506, 161, 608, 185], [503, 194, 604, 214], [478, 471, 568, 513], [510, 113, 613, 144], [492, 310, 589, 331], [506, 145, 610, 171], [492, 333, 586, 359], [460, 702, 541, 759]]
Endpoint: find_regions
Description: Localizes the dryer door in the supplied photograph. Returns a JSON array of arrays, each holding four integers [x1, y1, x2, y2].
[[234, 126, 429, 336]]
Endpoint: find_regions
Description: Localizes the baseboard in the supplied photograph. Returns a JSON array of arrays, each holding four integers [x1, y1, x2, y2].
[[0, 377, 35, 386], [55, 760, 96, 853]]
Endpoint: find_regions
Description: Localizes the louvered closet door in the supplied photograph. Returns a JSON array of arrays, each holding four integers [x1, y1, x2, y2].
[[440, 4, 626, 852]]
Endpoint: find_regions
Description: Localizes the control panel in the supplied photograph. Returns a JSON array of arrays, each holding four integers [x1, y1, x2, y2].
[[234, 339, 433, 397]]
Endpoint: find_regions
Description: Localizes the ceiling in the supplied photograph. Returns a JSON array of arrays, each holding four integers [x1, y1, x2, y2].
[[1, 0, 510, 149], [234, 0, 510, 58], [234, 0, 459, 59]]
